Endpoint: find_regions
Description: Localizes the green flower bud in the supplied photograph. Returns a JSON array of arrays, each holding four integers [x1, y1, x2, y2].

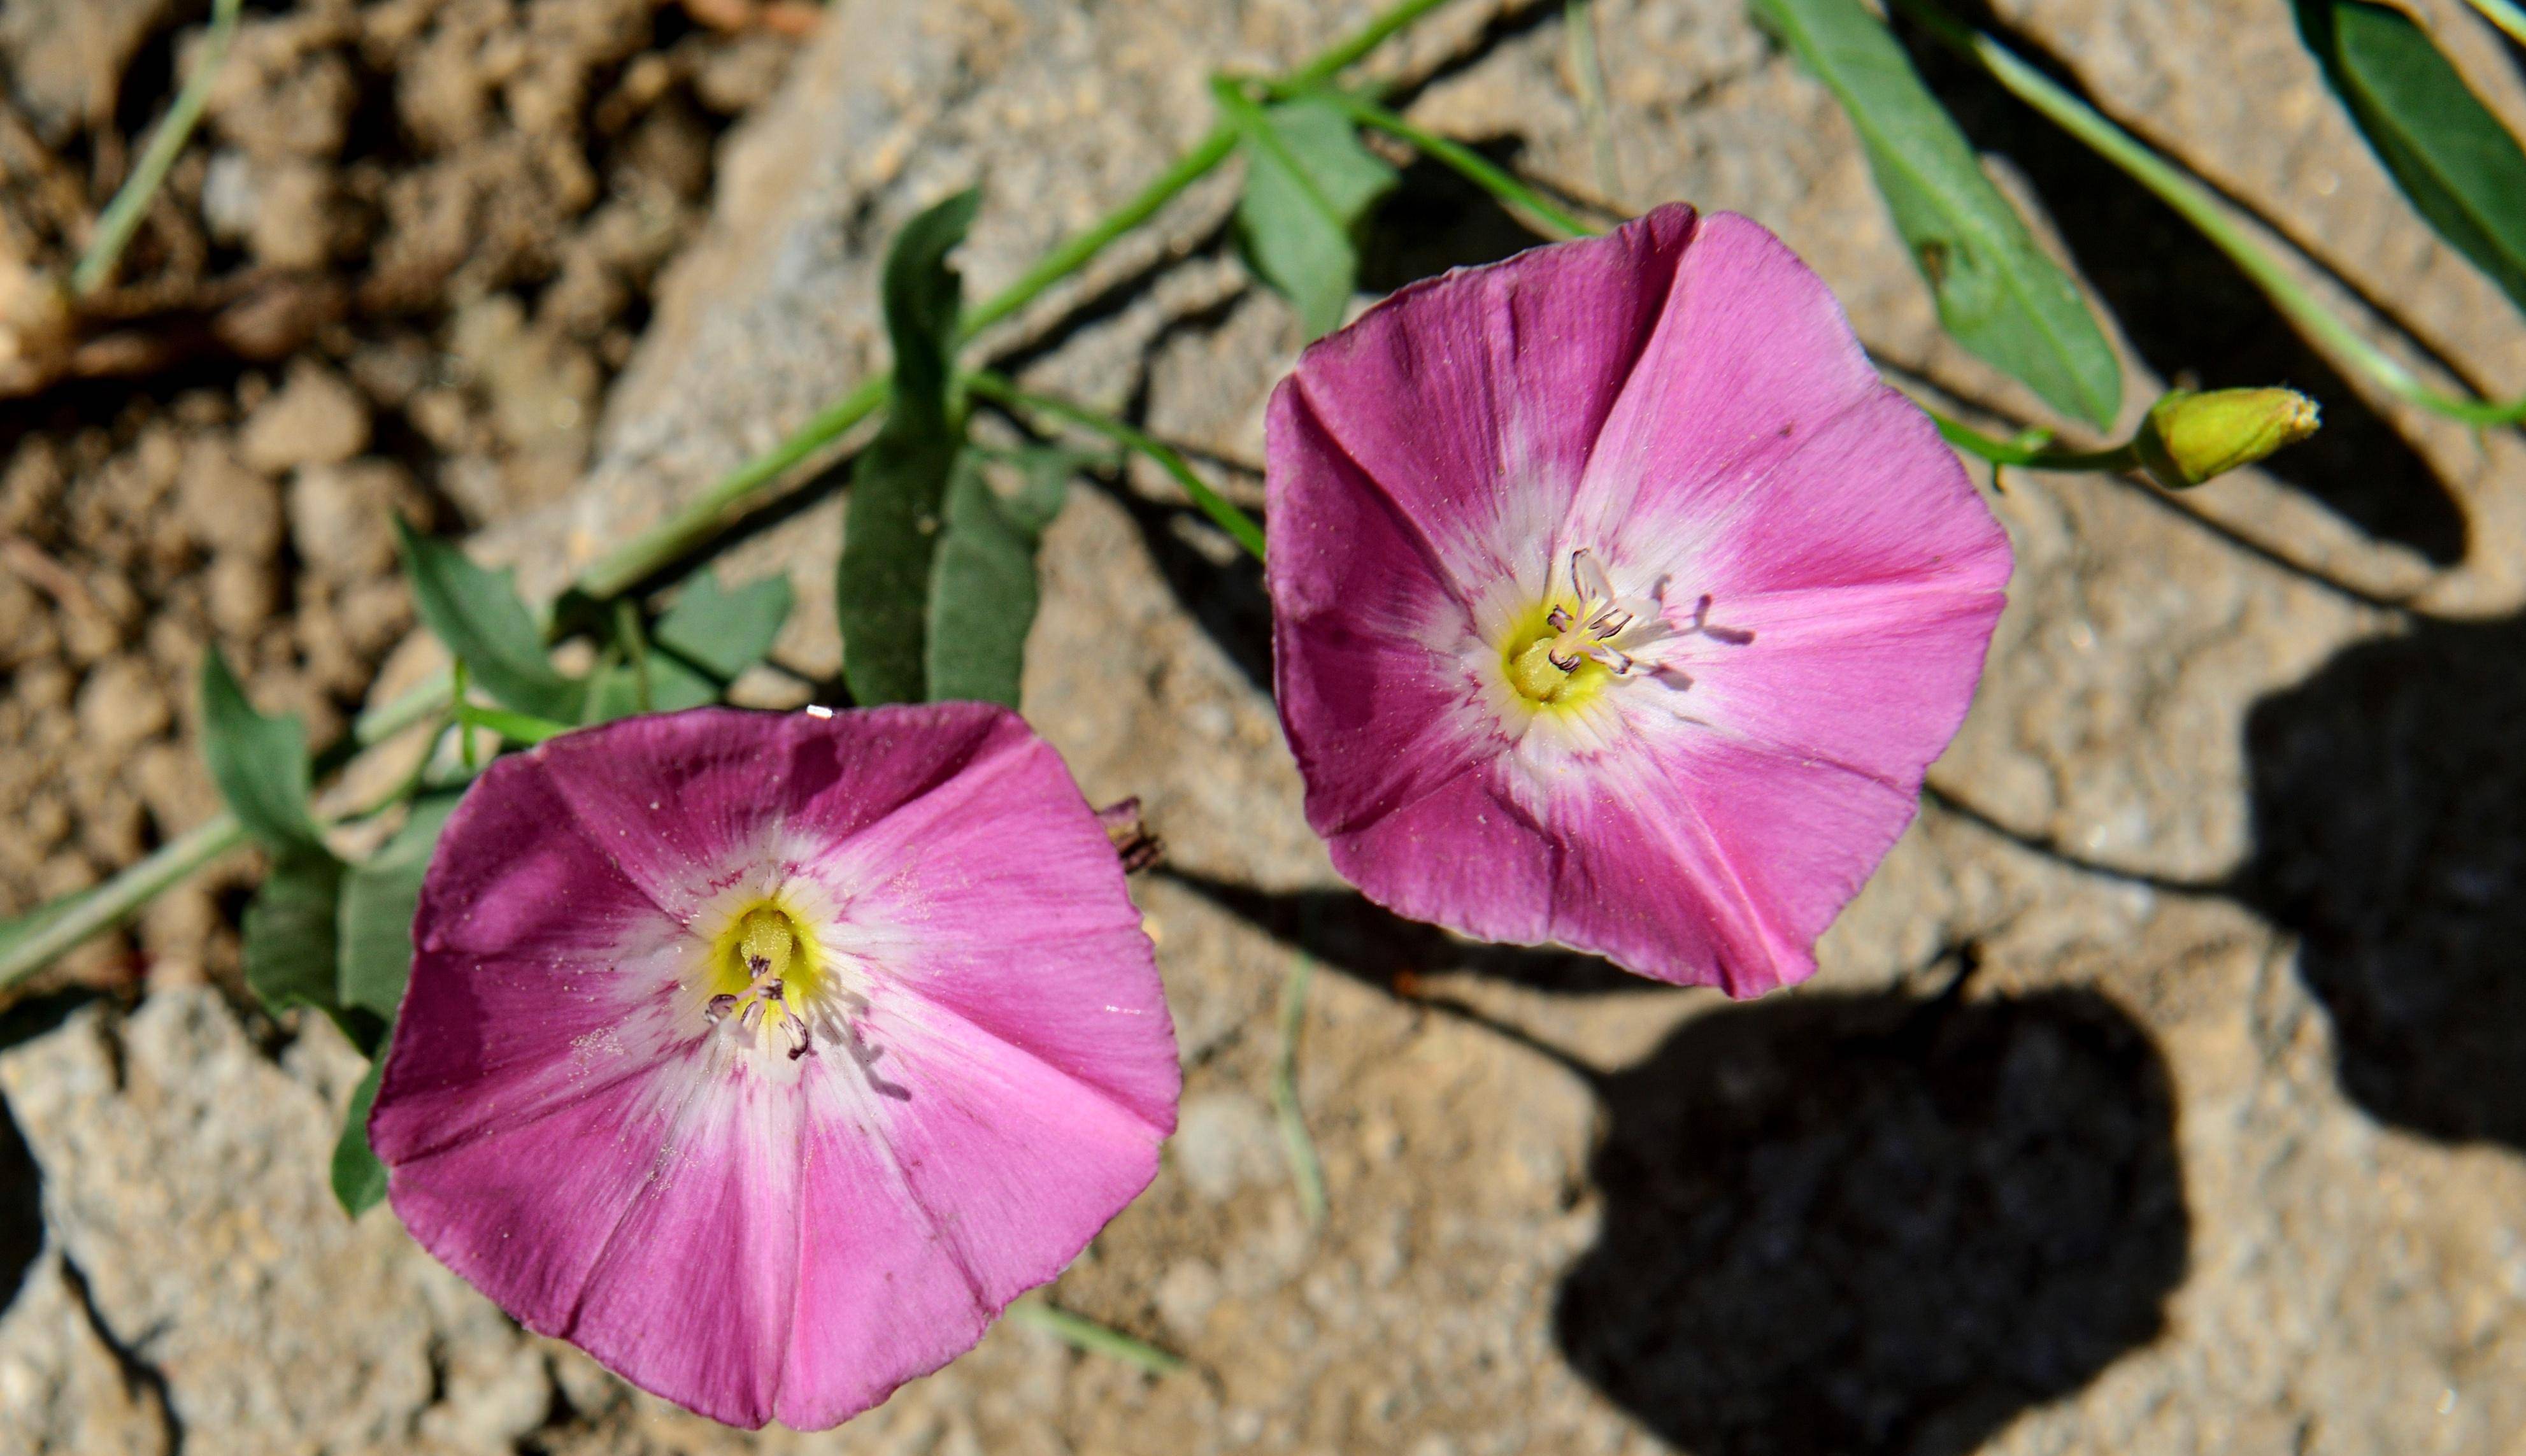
[[2133, 387, 2322, 489]]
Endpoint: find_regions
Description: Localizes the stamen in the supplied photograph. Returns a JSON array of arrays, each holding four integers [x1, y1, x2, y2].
[[705, 994, 737, 1023], [1546, 646, 1581, 672], [1547, 606, 1573, 632]]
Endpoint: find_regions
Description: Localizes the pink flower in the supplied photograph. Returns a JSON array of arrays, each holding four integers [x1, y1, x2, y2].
[[1266, 205, 2011, 994], [369, 704, 1179, 1429]]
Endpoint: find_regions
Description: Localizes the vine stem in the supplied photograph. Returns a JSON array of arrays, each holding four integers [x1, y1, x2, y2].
[[966, 371, 1267, 560], [579, 0, 1457, 599], [1891, 0, 2526, 426], [73, 0, 242, 296]]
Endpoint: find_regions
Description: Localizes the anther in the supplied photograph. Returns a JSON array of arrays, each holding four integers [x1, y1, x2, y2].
[[705, 994, 737, 1023]]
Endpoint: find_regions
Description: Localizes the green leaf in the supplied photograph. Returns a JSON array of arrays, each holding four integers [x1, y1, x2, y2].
[[244, 850, 345, 1020], [840, 190, 980, 707], [1226, 91, 1399, 338], [199, 646, 324, 854], [2295, 0, 2526, 315], [330, 1049, 390, 1217], [925, 452, 1072, 707], [396, 521, 583, 723], [581, 655, 718, 722], [337, 790, 462, 1024], [655, 570, 795, 682], [1753, 0, 2123, 427]]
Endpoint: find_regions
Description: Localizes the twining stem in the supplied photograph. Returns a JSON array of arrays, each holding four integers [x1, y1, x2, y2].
[[965, 371, 1268, 561], [1273, 953, 1329, 1227], [0, 817, 250, 989], [1890, 0, 2526, 426], [1929, 413, 2135, 471], [71, 0, 242, 296], [2467, 0, 2526, 48], [1006, 1299, 1187, 1375], [1280, 84, 1594, 240]]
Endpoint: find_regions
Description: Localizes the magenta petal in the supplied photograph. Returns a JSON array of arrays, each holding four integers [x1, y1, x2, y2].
[[1320, 764, 1557, 950], [1567, 211, 1886, 553], [1267, 382, 1497, 839], [373, 705, 1178, 1430], [1283, 205, 1699, 590]]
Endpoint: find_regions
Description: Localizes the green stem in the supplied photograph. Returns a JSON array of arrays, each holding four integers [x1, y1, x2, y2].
[[966, 371, 1267, 561], [1273, 953, 1329, 1227], [615, 599, 653, 713], [2468, 0, 2526, 48], [1297, 86, 1594, 240], [0, 815, 251, 990], [1290, 0, 1461, 85], [957, 129, 1241, 343], [1927, 410, 2137, 471], [1006, 1300, 1187, 1375], [72, 0, 241, 296], [454, 701, 573, 747], [578, 0, 1467, 599], [1892, 0, 2526, 426], [576, 375, 891, 600]]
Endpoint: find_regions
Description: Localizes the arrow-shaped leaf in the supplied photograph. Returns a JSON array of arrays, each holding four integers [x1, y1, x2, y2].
[[839, 190, 979, 707], [1224, 88, 1400, 339], [1755, 0, 2123, 427]]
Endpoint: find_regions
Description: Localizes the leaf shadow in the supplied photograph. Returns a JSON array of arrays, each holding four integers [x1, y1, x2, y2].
[[2238, 608, 2526, 1149], [1907, 3, 2469, 565], [1555, 984, 2190, 1456]]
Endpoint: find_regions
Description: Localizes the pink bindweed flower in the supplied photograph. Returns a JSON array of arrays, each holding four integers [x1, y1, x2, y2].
[[1266, 204, 2012, 994], [369, 703, 1179, 1429]]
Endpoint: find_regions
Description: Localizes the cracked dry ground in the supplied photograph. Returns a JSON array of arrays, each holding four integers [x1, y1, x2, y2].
[[8, 1, 2526, 1454]]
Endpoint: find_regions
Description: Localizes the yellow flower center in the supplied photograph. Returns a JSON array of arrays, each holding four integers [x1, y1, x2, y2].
[[1499, 598, 1613, 709], [701, 898, 824, 1058]]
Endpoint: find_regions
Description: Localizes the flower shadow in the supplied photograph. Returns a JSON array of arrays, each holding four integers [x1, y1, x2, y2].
[[2238, 610, 2526, 1148], [1554, 984, 2188, 1456], [1907, 3, 2469, 566]]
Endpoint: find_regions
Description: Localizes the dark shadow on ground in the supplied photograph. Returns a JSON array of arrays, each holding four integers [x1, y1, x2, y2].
[[2239, 611, 2526, 1148], [1555, 986, 2188, 1456], [1161, 870, 1644, 995], [1908, 6, 2468, 564], [1359, 145, 1560, 296], [0, 1092, 44, 1318]]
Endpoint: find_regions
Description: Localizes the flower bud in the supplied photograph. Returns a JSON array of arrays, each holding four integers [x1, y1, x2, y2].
[[2133, 387, 2321, 489]]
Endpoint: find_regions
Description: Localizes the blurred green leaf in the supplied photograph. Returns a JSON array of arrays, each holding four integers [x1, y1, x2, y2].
[[656, 570, 795, 682], [840, 189, 979, 707], [2295, 0, 2526, 315], [337, 790, 462, 1024], [199, 646, 324, 855], [582, 655, 717, 722], [245, 850, 345, 1021], [926, 452, 1072, 708], [1753, 0, 2123, 427], [396, 522, 583, 723], [331, 1049, 389, 1217], [1226, 91, 1399, 338]]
